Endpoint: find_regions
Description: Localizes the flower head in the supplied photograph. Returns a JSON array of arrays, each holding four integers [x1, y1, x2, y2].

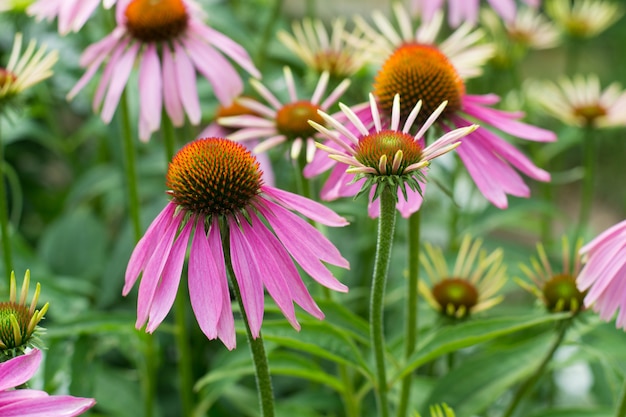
[[420, 235, 507, 319], [577, 220, 626, 330], [0, 33, 57, 111], [219, 67, 350, 163], [306, 93, 477, 218], [27, 0, 116, 35], [0, 349, 95, 416], [277, 18, 370, 78], [517, 237, 585, 313], [355, 3, 555, 209], [0, 270, 48, 360], [531, 74, 626, 128], [67, 0, 260, 141], [125, 137, 349, 349], [546, 0, 623, 39], [411, 0, 541, 27]]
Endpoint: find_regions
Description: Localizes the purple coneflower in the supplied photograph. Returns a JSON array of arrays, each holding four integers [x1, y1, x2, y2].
[[67, 0, 260, 141], [219, 67, 350, 163], [577, 220, 626, 329], [354, 4, 555, 209], [0, 349, 95, 416], [306, 93, 477, 218], [124, 138, 349, 349]]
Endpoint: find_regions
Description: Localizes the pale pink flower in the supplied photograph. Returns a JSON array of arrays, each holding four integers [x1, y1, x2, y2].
[[218, 67, 350, 163], [124, 138, 349, 349], [306, 94, 477, 218], [577, 220, 626, 329], [411, 0, 541, 27], [0, 349, 95, 416], [28, 0, 116, 35], [67, 0, 260, 141], [355, 4, 555, 209]]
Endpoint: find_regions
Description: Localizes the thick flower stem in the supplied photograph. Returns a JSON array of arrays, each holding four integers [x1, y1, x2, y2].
[[119, 90, 155, 417], [615, 378, 626, 417], [370, 187, 397, 417], [0, 124, 13, 286], [396, 210, 421, 417], [502, 319, 570, 417], [162, 116, 194, 417], [577, 126, 596, 237], [224, 236, 275, 417]]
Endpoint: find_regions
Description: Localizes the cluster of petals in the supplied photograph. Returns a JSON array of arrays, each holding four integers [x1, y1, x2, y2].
[[546, 0, 623, 38], [577, 220, 626, 329], [219, 67, 350, 162], [305, 94, 476, 218], [27, 0, 116, 35], [125, 169, 349, 350], [531, 74, 626, 128], [411, 0, 541, 27], [67, 0, 260, 141], [0, 349, 95, 416]]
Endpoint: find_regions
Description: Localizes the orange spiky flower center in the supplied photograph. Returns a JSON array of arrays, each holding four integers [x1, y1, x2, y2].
[[166, 138, 263, 216], [374, 43, 464, 125], [125, 0, 189, 43], [0, 68, 17, 88], [573, 104, 607, 126], [276, 101, 325, 140], [216, 98, 259, 119], [355, 130, 423, 175], [432, 278, 479, 318], [542, 273, 585, 312]]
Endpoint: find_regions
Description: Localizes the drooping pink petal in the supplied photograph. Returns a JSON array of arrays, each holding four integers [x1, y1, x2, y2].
[[0, 394, 95, 417], [228, 216, 265, 338], [261, 186, 348, 226], [162, 45, 185, 126], [487, 0, 516, 23], [0, 349, 41, 391], [138, 43, 163, 141], [101, 41, 140, 123], [173, 41, 201, 125]]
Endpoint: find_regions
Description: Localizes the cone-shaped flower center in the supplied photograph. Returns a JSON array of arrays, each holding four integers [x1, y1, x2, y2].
[[0, 302, 32, 351], [542, 273, 585, 312], [432, 278, 479, 318], [125, 0, 189, 43], [0, 68, 16, 88], [314, 51, 350, 77], [276, 101, 325, 140], [166, 138, 262, 216], [216, 99, 258, 119], [374, 44, 464, 124], [355, 130, 423, 175], [574, 104, 607, 126]]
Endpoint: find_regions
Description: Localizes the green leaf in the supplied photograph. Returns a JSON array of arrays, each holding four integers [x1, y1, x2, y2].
[[45, 311, 137, 338], [528, 408, 613, 417], [394, 313, 571, 381]]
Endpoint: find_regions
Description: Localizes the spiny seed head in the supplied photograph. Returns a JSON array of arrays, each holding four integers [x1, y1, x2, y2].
[[542, 273, 585, 313], [432, 278, 479, 318], [166, 138, 263, 217], [125, 0, 188, 43], [355, 130, 423, 175], [276, 101, 325, 140], [374, 43, 464, 124], [216, 98, 259, 119]]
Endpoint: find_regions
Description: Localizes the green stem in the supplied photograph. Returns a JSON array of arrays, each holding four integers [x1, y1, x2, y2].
[[255, 0, 283, 70], [162, 116, 194, 417], [396, 210, 421, 417], [339, 365, 359, 417], [447, 161, 463, 251], [0, 124, 13, 285], [615, 378, 626, 417], [502, 320, 570, 417], [370, 187, 397, 417], [119, 90, 155, 417], [577, 126, 595, 237], [223, 230, 275, 417]]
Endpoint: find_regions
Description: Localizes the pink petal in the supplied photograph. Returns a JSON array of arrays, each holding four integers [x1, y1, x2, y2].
[[101, 41, 140, 123], [138, 43, 163, 140], [0, 394, 95, 417], [261, 186, 348, 227], [0, 349, 41, 391], [173, 41, 201, 125], [162, 45, 185, 126]]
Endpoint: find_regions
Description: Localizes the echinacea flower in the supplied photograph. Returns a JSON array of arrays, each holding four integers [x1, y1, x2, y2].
[[305, 93, 477, 218], [124, 137, 349, 349], [0, 33, 57, 110], [27, 0, 116, 35], [355, 3, 555, 209], [517, 237, 586, 313], [411, 0, 541, 27], [420, 235, 507, 319], [0, 271, 49, 360], [531, 74, 626, 128], [577, 220, 626, 329], [219, 67, 350, 163], [67, 0, 260, 141], [277, 18, 371, 78], [0, 349, 95, 416], [546, 0, 623, 39]]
